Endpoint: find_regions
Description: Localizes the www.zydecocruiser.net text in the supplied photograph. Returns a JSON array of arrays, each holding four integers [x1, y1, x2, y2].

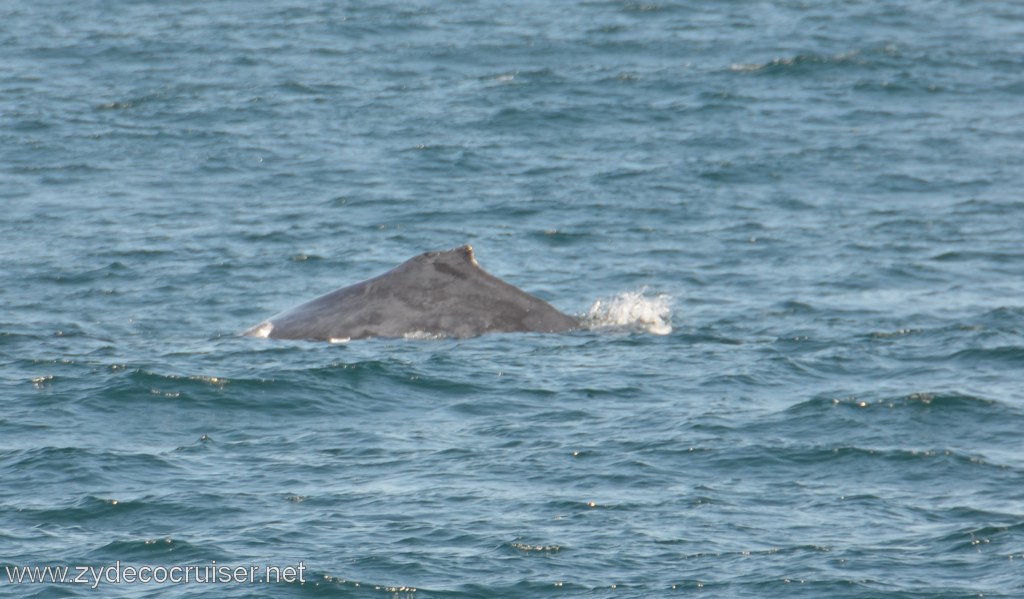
[[4, 561, 306, 589]]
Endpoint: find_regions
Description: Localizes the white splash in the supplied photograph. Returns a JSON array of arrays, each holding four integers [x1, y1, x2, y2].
[[328, 337, 351, 344], [244, 321, 274, 338], [403, 331, 447, 340], [581, 288, 673, 336]]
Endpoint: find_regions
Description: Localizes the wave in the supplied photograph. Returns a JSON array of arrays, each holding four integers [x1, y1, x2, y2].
[[729, 50, 868, 75], [580, 288, 672, 335], [785, 391, 1009, 415]]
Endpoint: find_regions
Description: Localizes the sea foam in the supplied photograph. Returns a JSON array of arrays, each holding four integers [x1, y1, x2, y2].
[[581, 288, 673, 336]]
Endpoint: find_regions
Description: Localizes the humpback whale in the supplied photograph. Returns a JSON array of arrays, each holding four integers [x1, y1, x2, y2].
[[246, 245, 579, 341]]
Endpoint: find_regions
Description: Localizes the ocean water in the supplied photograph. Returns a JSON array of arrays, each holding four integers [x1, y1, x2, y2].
[[2, 0, 1024, 597]]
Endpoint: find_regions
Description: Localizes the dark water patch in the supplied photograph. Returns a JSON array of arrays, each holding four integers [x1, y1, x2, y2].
[[483, 105, 593, 133], [525, 227, 595, 246], [930, 521, 1024, 554], [0, 447, 106, 487], [276, 80, 333, 97], [447, 392, 560, 417], [288, 253, 324, 262], [770, 329, 834, 350], [0, 331, 51, 348], [948, 346, 1024, 367], [864, 327, 924, 341], [952, 198, 1024, 216], [99, 368, 240, 405], [780, 445, 1011, 476], [783, 391, 1017, 424], [93, 91, 168, 112], [16, 495, 163, 528], [6, 118, 55, 132], [974, 307, 1024, 332], [677, 330, 745, 346], [592, 165, 662, 182], [688, 442, 1007, 484], [729, 51, 871, 77], [10, 162, 113, 181], [931, 250, 1024, 264], [1, 447, 184, 490], [389, 370, 491, 397], [399, 144, 500, 175], [86, 537, 214, 563], [873, 173, 942, 193], [42, 262, 134, 286], [769, 300, 816, 315], [697, 161, 783, 185]]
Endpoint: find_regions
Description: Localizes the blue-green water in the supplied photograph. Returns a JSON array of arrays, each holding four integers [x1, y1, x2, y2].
[[3, 1, 1024, 597]]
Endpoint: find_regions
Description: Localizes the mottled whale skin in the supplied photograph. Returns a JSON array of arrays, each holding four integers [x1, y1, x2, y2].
[[247, 245, 579, 341]]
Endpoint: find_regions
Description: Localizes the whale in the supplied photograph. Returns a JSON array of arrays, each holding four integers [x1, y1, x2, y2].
[[245, 245, 579, 341]]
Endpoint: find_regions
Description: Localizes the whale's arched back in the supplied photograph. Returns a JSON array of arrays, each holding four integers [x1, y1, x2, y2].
[[246, 245, 579, 341]]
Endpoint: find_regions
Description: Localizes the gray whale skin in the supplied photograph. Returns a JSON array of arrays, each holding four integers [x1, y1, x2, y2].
[[246, 245, 579, 341]]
